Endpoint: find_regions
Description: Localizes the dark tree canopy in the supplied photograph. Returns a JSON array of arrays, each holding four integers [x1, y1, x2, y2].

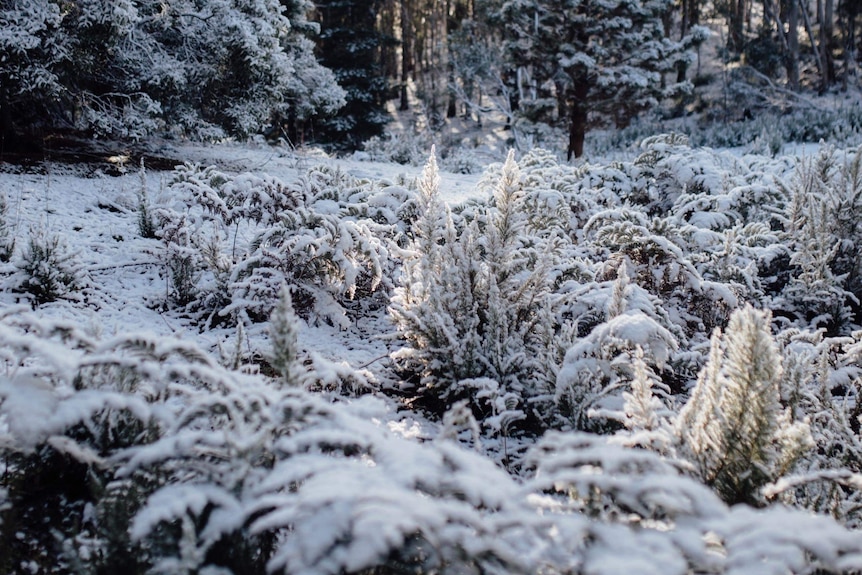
[[310, 0, 395, 150], [0, 0, 344, 145], [500, 0, 703, 159]]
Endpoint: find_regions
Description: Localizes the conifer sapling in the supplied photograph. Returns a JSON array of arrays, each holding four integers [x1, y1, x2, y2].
[[677, 305, 813, 505], [269, 284, 301, 385]]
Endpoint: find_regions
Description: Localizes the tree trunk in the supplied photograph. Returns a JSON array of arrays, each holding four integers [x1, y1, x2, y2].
[[567, 81, 589, 161], [820, 0, 835, 89], [785, 0, 800, 89], [400, 0, 411, 111], [677, 0, 689, 82], [846, 2, 858, 88], [729, 0, 747, 52], [800, 0, 826, 84]]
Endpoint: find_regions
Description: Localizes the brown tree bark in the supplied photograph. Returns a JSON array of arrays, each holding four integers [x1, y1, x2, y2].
[[784, 0, 800, 89], [846, 0, 860, 87], [567, 80, 589, 160], [400, 0, 412, 111], [729, 0, 748, 52], [819, 0, 835, 89]]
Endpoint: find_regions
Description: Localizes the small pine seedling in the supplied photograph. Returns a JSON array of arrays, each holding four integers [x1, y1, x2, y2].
[[269, 284, 302, 385], [0, 188, 15, 262], [137, 159, 156, 239], [16, 226, 83, 305]]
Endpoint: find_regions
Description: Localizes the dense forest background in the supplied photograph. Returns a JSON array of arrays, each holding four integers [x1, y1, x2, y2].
[[3, 0, 862, 160]]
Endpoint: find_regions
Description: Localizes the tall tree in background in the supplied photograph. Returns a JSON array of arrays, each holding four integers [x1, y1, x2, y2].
[[500, 0, 702, 159], [311, 0, 394, 149], [839, 0, 860, 86]]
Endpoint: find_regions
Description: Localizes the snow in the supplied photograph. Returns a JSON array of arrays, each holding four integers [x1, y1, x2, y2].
[[3, 138, 862, 573]]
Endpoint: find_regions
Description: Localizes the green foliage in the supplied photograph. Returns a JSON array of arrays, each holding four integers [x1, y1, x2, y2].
[[14, 226, 85, 305], [136, 160, 156, 240], [268, 284, 302, 385], [678, 306, 813, 505], [0, 189, 14, 262], [0, 0, 345, 141], [155, 211, 201, 307]]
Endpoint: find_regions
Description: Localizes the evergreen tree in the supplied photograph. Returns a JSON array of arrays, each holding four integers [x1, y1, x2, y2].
[[0, 0, 345, 143], [311, 0, 394, 150], [498, 0, 704, 159], [390, 150, 563, 426], [677, 305, 812, 505], [269, 284, 303, 386]]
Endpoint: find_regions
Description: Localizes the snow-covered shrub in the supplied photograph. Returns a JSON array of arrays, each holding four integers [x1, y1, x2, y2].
[[677, 305, 812, 505], [154, 210, 202, 307], [168, 162, 305, 228], [440, 144, 488, 175], [0, 309, 381, 574], [362, 131, 435, 166], [390, 153, 487, 399], [770, 328, 862, 528], [2, 308, 862, 574], [586, 214, 702, 307], [229, 204, 389, 327], [777, 147, 861, 333], [391, 151, 568, 428], [527, 431, 862, 575], [153, 163, 396, 327], [555, 265, 681, 431], [0, 189, 14, 262], [692, 103, 862, 151], [11, 225, 87, 305], [616, 346, 676, 451]]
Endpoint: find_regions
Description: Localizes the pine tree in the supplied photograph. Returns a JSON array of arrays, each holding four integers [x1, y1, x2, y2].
[[678, 305, 813, 505], [0, 0, 345, 143], [269, 284, 302, 385], [311, 0, 394, 150], [499, 0, 703, 159]]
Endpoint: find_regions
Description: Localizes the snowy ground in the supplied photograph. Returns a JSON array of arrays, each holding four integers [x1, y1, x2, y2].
[[0, 141, 485, 436], [0, 136, 831, 390], [6, 136, 862, 574]]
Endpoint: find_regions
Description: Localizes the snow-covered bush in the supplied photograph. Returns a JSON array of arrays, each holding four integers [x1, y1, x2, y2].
[[776, 146, 862, 333], [3, 308, 862, 575], [152, 163, 397, 327], [391, 151, 569, 429], [361, 131, 435, 166], [440, 144, 488, 175], [11, 225, 88, 305], [0, 189, 14, 262], [677, 305, 812, 505], [555, 265, 681, 431], [769, 328, 862, 528], [229, 200, 390, 327], [691, 103, 862, 151], [156, 211, 202, 307], [527, 431, 862, 575]]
